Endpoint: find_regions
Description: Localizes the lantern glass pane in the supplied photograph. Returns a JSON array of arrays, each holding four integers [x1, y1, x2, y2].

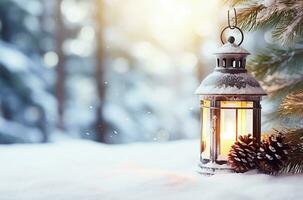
[[237, 102, 253, 136], [220, 103, 236, 157], [219, 101, 253, 159], [201, 100, 210, 159]]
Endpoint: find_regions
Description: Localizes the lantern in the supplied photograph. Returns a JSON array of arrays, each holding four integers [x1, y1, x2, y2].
[[195, 12, 267, 174]]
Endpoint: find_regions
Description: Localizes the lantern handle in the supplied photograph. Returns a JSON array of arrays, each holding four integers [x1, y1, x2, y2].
[[228, 8, 237, 28], [220, 8, 244, 46]]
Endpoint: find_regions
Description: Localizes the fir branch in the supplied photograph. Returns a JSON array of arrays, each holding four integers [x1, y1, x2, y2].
[[234, 0, 303, 45], [237, 4, 266, 31], [235, 1, 287, 31], [272, 8, 303, 45], [248, 46, 303, 88], [278, 129, 303, 174], [279, 91, 303, 116], [249, 47, 293, 80], [265, 76, 303, 96]]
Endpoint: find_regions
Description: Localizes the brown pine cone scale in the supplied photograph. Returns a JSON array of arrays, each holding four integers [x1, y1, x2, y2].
[[228, 134, 258, 173], [256, 133, 289, 174]]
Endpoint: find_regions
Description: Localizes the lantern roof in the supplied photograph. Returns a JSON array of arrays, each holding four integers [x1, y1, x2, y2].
[[195, 71, 267, 96], [195, 36, 267, 96]]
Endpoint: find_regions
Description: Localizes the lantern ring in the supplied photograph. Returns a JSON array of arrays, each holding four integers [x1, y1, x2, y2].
[[220, 26, 244, 46]]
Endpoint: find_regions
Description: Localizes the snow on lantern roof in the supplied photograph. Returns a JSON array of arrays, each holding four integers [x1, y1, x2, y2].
[[214, 42, 250, 55], [195, 71, 267, 96], [195, 36, 266, 96]]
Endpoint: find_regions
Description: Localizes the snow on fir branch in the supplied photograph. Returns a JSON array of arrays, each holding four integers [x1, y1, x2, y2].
[[265, 77, 303, 97], [231, 0, 303, 45], [248, 46, 303, 95]]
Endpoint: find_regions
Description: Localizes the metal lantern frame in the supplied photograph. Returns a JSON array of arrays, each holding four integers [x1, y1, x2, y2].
[[199, 95, 262, 165], [195, 9, 267, 174]]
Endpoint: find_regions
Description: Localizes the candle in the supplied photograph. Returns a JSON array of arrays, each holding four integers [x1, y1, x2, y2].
[[221, 119, 236, 156]]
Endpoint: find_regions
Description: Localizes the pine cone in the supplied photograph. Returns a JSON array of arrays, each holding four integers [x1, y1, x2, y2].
[[256, 133, 289, 174], [228, 134, 258, 173]]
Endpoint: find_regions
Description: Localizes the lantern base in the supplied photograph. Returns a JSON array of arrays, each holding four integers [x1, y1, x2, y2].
[[198, 162, 232, 176]]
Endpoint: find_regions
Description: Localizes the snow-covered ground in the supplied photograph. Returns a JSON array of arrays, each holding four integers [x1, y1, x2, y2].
[[0, 139, 302, 200]]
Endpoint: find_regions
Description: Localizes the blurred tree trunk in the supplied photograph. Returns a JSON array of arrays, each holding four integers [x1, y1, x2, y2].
[[55, 0, 65, 129], [95, 0, 107, 142], [38, 0, 49, 142]]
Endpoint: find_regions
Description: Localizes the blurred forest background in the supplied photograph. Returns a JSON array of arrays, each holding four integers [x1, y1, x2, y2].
[[0, 0, 267, 144], [0, 0, 301, 178]]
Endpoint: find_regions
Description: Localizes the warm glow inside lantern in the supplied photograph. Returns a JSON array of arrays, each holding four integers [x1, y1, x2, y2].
[[195, 33, 267, 174]]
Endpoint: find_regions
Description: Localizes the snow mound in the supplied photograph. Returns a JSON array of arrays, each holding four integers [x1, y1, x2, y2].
[[0, 140, 302, 200]]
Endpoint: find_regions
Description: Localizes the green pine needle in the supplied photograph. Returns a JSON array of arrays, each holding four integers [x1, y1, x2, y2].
[[247, 45, 303, 97], [234, 0, 303, 46]]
